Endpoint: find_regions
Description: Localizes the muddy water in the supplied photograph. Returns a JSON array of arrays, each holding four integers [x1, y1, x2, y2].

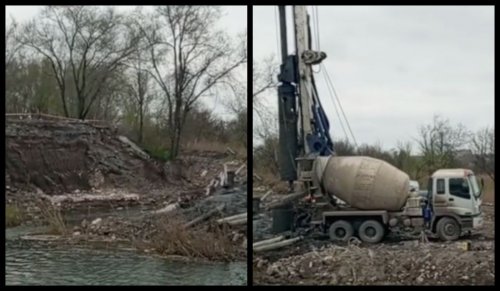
[[6, 226, 247, 286]]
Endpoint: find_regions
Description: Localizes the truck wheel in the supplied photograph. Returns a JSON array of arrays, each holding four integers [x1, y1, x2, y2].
[[436, 217, 460, 241], [358, 220, 384, 244], [328, 220, 353, 242]]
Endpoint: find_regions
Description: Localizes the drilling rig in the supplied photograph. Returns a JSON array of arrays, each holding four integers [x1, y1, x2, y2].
[[277, 6, 332, 193], [271, 5, 335, 235]]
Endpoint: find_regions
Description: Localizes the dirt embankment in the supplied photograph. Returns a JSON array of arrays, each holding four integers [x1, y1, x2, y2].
[[253, 203, 494, 285], [6, 117, 168, 196]]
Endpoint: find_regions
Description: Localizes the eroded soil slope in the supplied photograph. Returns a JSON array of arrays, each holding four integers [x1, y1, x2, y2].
[[6, 117, 167, 195]]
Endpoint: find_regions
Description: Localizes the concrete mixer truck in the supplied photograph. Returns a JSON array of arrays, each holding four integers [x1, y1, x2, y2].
[[307, 156, 484, 243], [271, 5, 484, 244]]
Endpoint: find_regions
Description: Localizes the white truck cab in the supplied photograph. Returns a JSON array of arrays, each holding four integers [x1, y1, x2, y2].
[[428, 169, 483, 240]]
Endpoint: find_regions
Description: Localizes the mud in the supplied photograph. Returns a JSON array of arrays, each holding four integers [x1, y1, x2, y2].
[[253, 199, 494, 285]]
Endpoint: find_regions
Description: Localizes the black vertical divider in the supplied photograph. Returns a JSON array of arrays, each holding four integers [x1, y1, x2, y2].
[[246, 3, 253, 287]]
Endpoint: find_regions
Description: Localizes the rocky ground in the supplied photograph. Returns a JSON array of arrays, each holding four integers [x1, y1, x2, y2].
[[253, 192, 494, 285]]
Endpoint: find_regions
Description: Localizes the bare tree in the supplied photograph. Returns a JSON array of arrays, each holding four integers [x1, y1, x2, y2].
[[333, 139, 356, 156], [124, 45, 155, 144], [222, 74, 247, 117], [6, 19, 22, 68], [416, 115, 471, 175], [390, 141, 425, 180], [135, 6, 246, 159], [88, 68, 129, 122], [220, 75, 248, 149], [6, 19, 28, 113], [252, 57, 277, 123], [17, 6, 142, 119], [253, 57, 277, 98], [252, 57, 279, 160], [470, 126, 495, 182], [356, 142, 393, 163]]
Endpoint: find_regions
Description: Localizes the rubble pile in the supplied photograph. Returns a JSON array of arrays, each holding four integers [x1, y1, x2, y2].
[[254, 239, 494, 285], [182, 187, 247, 221]]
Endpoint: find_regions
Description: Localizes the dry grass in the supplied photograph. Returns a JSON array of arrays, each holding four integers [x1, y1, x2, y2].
[[6, 204, 25, 227], [147, 214, 240, 262], [36, 198, 68, 235], [254, 167, 290, 193]]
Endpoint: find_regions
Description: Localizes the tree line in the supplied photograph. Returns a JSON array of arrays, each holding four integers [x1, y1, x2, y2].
[[6, 6, 247, 159], [253, 59, 494, 184]]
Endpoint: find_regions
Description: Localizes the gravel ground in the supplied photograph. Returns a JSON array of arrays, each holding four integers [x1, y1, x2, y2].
[[253, 202, 494, 285]]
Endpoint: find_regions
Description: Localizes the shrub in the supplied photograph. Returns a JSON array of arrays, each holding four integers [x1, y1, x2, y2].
[[36, 199, 67, 235], [147, 214, 239, 262]]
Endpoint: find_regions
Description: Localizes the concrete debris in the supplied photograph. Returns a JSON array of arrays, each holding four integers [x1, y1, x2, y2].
[[44, 192, 140, 205], [152, 203, 179, 215], [91, 218, 102, 225]]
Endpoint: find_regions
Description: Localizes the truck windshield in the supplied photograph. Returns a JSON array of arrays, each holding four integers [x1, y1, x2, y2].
[[468, 175, 481, 198]]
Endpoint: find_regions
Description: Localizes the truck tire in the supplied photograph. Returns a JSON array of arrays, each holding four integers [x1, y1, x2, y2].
[[358, 220, 384, 244], [328, 220, 353, 242], [436, 217, 460, 241]]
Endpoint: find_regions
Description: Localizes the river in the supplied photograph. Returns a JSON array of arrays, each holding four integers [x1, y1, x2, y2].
[[6, 224, 247, 286]]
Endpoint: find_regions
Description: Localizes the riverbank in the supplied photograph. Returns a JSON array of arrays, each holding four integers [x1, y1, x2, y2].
[[7, 183, 247, 263], [6, 117, 247, 266]]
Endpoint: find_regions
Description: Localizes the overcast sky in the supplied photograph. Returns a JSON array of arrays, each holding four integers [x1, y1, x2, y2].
[[253, 5, 494, 151], [5, 5, 247, 120]]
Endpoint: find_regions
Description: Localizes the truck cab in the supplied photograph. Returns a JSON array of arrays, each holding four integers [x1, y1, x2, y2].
[[427, 169, 483, 240]]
